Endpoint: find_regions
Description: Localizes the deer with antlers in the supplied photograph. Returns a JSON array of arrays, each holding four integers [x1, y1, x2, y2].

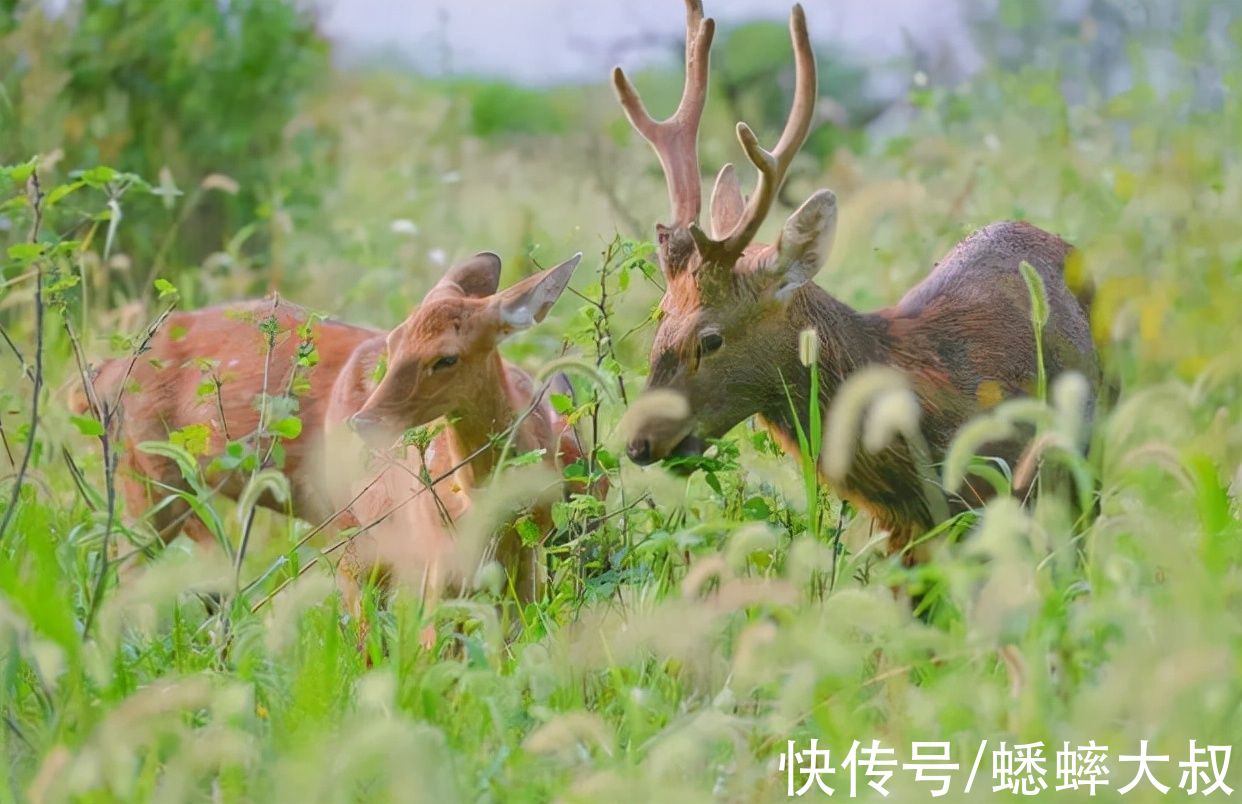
[[78, 252, 589, 611], [614, 1, 1098, 557]]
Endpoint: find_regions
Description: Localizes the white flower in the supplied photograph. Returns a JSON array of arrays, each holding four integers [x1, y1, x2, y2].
[[389, 218, 418, 236]]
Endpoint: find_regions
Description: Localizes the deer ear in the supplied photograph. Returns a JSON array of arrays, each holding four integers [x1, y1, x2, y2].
[[495, 253, 583, 332], [709, 163, 745, 239], [763, 190, 837, 302], [437, 252, 502, 298]]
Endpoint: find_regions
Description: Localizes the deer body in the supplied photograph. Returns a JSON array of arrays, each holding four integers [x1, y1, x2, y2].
[[614, 0, 1098, 553], [84, 252, 586, 583], [88, 298, 383, 544], [738, 221, 1095, 549]]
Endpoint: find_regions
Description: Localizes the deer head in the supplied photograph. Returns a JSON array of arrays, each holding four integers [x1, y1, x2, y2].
[[614, 0, 834, 464], [350, 252, 582, 447]]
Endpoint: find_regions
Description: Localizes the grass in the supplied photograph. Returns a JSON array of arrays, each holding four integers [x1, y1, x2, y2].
[[2, 9, 1242, 803]]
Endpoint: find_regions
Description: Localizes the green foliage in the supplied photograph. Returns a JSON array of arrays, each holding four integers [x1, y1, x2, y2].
[[169, 423, 211, 456], [464, 80, 569, 138], [0, 0, 332, 287], [713, 20, 878, 162]]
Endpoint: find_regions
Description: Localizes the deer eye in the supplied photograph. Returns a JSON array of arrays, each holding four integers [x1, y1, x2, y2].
[[432, 355, 459, 371], [699, 331, 723, 355]]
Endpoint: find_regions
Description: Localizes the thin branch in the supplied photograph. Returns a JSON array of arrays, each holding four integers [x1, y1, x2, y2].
[[232, 298, 281, 600], [81, 302, 176, 637], [0, 320, 33, 381], [0, 171, 45, 544], [0, 415, 13, 467]]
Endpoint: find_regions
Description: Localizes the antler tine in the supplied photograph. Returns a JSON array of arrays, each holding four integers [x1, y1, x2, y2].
[[683, 0, 706, 65], [694, 4, 817, 259], [612, 0, 715, 227]]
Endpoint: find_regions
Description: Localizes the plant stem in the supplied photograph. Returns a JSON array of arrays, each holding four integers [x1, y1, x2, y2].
[[0, 172, 45, 545]]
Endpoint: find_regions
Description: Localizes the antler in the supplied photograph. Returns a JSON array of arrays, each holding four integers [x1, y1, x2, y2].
[[612, 0, 715, 228], [691, 4, 817, 263]]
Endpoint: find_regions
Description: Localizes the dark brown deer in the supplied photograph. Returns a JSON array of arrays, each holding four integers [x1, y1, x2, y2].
[[614, 0, 1098, 557]]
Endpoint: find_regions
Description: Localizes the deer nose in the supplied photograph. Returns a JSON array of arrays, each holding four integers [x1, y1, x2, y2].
[[626, 438, 654, 465], [349, 412, 377, 431], [349, 412, 385, 444]]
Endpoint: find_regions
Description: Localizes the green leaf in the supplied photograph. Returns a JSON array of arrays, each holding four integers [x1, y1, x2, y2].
[[154, 278, 178, 299], [514, 516, 542, 546], [44, 180, 85, 208], [269, 416, 303, 440], [49, 240, 82, 258], [506, 448, 546, 468], [79, 165, 119, 187], [169, 423, 211, 456], [4, 159, 36, 184], [296, 341, 319, 367], [44, 271, 80, 294], [211, 440, 250, 472], [595, 448, 619, 471], [741, 496, 772, 521], [7, 243, 44, 264], [549, 392, 573, 415], [70, 415, 105, 437]]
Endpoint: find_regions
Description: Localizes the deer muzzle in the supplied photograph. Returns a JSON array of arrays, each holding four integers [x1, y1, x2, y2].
[[626, 433, 708, 471], [348, 411, 393, 449]]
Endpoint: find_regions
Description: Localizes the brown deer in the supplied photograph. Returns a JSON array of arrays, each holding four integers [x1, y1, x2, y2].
[[79, 252, 588, 581], [613, 1, 1098, 557], [324, 253, 589, 622]]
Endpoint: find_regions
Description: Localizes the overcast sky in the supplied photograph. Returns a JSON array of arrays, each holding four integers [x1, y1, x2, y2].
[[320, 0, 979, 85]]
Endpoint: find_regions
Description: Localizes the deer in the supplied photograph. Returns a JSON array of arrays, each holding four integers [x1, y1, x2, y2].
[[612, 0, 1099, 560], [77, 252, 589, 603], [323, 253, 590, 630]]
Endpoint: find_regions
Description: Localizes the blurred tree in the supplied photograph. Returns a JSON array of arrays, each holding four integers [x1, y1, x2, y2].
[[709, 20, 885, 202], [465, 80, 568, 138], [968, 0, 1238, 109], [0, 0, 332, 297]]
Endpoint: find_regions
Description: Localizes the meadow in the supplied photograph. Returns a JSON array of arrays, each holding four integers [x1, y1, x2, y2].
[[1, 1, 1240, 801]]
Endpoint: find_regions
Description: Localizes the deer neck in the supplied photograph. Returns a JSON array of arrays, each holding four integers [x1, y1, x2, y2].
[[444, 353, 518, 484], [758, 284, 890, 448]]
